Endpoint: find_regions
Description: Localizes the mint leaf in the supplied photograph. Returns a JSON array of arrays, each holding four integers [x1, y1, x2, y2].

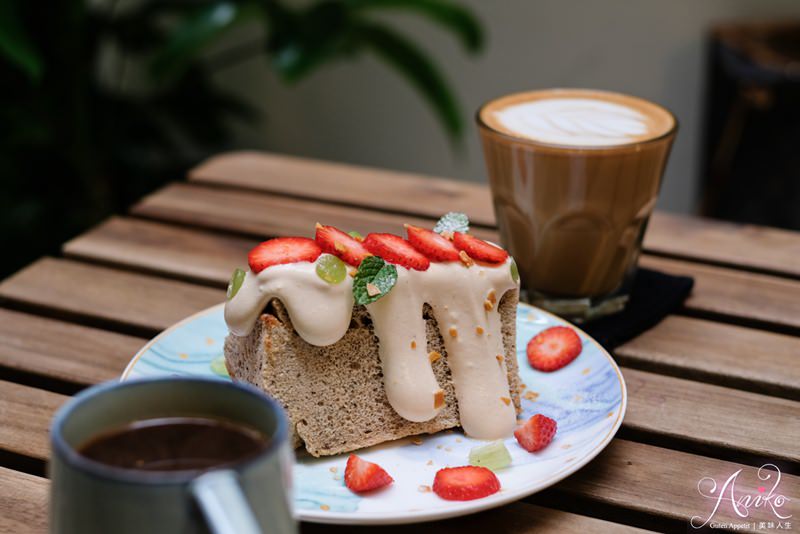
[[353, 256, 398, 305], [434, 212, 469, 234]]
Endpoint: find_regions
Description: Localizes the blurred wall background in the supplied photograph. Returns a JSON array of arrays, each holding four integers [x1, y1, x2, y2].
[[212, 0, 800, 214]]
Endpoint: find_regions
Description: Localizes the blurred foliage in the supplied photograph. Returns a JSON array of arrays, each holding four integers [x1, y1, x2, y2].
[[0, 0, 483, 277]]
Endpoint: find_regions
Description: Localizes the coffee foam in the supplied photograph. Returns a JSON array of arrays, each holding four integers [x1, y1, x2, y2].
[[480, 90, 674, 147]]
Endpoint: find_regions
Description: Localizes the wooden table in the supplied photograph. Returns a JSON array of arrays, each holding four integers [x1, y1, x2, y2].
[[1, 151, 798, 533]]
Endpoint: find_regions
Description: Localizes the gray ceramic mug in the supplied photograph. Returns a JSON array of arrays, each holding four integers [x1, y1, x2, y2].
[[49, 377, 297, 534]]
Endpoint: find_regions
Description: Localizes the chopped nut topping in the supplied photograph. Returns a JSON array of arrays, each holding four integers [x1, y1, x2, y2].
[[329, 467, 338, 473], [418, 485, 432, 493], [411, 437, 423, 446], [320, 504, 330, 511], [459, 250, 474, 267], [366, 282, 381, 297], [496, 354, 504, 364], [441, 230, 454, 240], [428, 351, 442, 363], [434, 389, 445, 409], [524, 391, 539, 401], [475, 326, 484, 335], [426, 460, 433, 466], [348, 268, 357, 278], [488, 289, 497, 304], [334, 242, 347, 253], [410, 340, 417, 349], [449, 327, 458, 338], [484, 299, 494, 311], [500, 396, 511, 406]]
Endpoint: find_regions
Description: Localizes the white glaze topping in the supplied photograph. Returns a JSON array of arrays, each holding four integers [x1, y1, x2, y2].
[[224, 260, 354, 346], [224, 255, 519, 439]]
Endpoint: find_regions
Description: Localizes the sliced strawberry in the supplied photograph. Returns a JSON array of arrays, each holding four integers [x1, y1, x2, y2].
[[248, 237, 321, 273], [432, 466, 500, 501], [315, 224, 372, 266], [344, 454, 394, 493], [526, 326, 582, 372], [405, 224, 459, 262], [363, 233, 430, 271], [452, 232, 508, 264], [514, 414, 557, 452]]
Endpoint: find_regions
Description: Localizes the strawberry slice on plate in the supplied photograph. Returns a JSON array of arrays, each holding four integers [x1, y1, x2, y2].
[[526, 326, 582, 372], [432, 466, 501, 501], [363, 233, 430, 271], [405, 224, 459, 262], [452, 232, 508, 264], [344, 454, 394, 493], [315, 224, 372, 266], [514, 414, 557, 452], [248, 237, 321, 274]]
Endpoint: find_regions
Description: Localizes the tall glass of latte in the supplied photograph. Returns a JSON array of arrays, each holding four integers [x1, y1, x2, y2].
[[477, 89, 677, 321]]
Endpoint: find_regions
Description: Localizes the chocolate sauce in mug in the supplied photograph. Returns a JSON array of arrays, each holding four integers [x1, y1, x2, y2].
[[77, 417, 268, 472]]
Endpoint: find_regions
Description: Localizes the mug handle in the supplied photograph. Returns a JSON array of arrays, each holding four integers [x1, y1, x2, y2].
[[191, 470, 263, 534]]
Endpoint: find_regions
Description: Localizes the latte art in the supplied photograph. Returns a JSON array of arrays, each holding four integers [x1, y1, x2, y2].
[[495, 98, 649, 146], [480, 89, 675, 148]]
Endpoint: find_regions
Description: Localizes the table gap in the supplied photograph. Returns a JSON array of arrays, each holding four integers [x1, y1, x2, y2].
[[0, 450, 46, 479], [0, 301, 160, 340], [676, 308, 800, 338], [0, 365, 86, 397]]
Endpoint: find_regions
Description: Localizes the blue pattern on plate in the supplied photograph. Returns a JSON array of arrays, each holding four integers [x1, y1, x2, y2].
[[124, 302, 624, 523]]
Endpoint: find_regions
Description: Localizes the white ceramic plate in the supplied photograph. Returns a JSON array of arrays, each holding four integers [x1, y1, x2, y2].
[[123, 302, 626, 525]]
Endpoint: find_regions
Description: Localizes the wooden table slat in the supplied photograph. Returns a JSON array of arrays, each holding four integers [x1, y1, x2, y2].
[[621, 368, 800, 463], [190, 151, 800, 279], [0, 467, 48, 534], [189, 151, 497, 226], [0, 309, 146, 387], [617, 315, 800, 399], [641, 255, 800, 332], [0, 257, 224, 337], [0, 380, 67, 461], [132, 182, 497, 243]]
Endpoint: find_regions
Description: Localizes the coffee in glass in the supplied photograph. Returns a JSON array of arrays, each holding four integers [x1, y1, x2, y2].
[[477, 89, 676, 320]]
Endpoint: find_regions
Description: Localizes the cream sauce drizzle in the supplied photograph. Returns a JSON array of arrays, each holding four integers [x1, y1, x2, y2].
[[225, 255, 519, 439]]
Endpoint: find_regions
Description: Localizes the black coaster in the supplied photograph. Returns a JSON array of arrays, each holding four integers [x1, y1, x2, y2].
[[578, 268, 694, 350]]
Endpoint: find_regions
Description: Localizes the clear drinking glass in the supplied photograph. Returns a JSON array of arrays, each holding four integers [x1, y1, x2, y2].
[[477, 89, 677, 321]]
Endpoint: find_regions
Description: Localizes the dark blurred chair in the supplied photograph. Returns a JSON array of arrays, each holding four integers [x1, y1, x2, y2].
[[701, 21, 800, 230]]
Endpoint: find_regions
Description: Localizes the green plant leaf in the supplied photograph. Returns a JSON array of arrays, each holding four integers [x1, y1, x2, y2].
[[268, 1, 352, 82], [150, 1, 259, 81], [353, 256, 398, 305], [350, 0, 483, 52], [354, 21, 462, 138], [0, 2, 43, 81]]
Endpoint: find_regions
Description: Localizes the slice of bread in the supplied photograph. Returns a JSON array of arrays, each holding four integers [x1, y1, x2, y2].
[[224, 290, 521, 457]]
